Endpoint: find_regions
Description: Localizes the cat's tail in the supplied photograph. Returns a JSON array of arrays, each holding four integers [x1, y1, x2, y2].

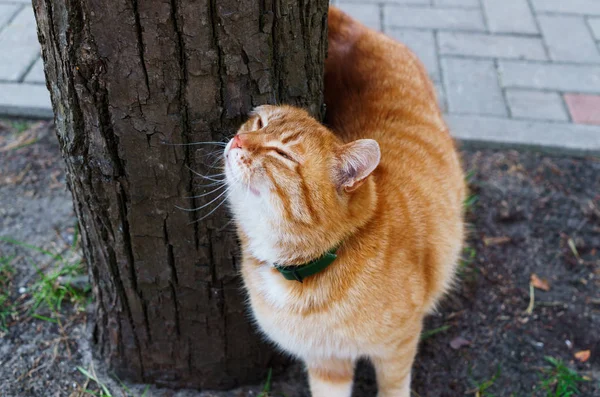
[[325, 6, 365, 121], [326, 6, 363, 63]]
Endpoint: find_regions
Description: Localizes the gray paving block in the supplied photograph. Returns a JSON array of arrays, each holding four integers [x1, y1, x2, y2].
[[588, 18, 600, 40], [505, 89, 568, 121], [447, 114, 600, 155], [389, 29, 439, 81], [434, 82, 447, 112], [338, 2, 381, 31], [0, 3, 20, 31], [498, 61, 600, 93], [442, 57, 507, 116], [538, 15, 600, 63], [433, 0, 479, 7], [482, 0, 537, 34], [531, 0, 600, 16], [0, 82, 52, 118], [385, 6, 485, 31], [438, 32, 547, 60], [0, 7, 41, 81], [24, 57, 45, 84]]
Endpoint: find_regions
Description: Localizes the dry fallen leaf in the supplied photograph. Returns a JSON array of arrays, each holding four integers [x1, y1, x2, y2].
[[483, 236, 511, 246], [449, 336, 471, 350], [531, 274, 550, 291], [574, 350, 591, 363]]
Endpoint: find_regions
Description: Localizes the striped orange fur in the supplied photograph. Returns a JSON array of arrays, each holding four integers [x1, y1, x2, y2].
[[224, 6, 465, 397]]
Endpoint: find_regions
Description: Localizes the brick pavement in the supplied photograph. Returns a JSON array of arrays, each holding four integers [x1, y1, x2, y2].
[[0, 1, 50, 118], [1, 0, 600, 153], [336, 0, 600, 154]]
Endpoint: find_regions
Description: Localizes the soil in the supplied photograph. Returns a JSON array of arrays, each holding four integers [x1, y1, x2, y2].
[[0, 120, 598, 396]]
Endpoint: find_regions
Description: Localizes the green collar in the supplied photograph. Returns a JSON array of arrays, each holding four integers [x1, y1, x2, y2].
[[274, 246, 339, 283]]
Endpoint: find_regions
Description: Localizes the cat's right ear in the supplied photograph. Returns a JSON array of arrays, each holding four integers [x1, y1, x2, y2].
[[334, 139, 381, 193]]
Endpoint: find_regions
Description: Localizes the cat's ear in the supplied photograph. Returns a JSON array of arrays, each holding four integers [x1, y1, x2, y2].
[[334, 139, 381, 193]]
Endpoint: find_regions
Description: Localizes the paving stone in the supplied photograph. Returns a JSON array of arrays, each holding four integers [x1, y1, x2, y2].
[[564, 94, 600, 125], [531, 0, 600, 16], [0, 3, 20, 31], [447, 114, 600, 155], [434, 82, 447, 112], [482, 0, 537, 34], [586, 18, 600, 41], [0, 7, 41, 81], [538, 15, 600, 63], [0, 82, 52, 118], [505, 89, 568, 121], [498, 61, 600, 93], [442, 57, 507, 116], [389, 29, 439, 81], [24, 57, 45, 84], [384, 6, 485, 31], [433, 0, 479, 7], [338, 2, 381, 31], [438, 32, 547, 60]]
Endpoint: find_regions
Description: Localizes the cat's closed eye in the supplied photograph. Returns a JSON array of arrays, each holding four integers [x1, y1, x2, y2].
[[274, 148, 292, 161]]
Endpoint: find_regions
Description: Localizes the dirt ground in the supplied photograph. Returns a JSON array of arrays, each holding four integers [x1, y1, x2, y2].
[[0, 120, 598, 396]]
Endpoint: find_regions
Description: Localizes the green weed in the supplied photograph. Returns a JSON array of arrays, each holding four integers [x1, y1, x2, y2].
[[420, 325, 451, 341], [30, 260, 89, 314], [464, 169, 479, 213], [10, 120, 32, 134], [538, 356, 587, 397], [258, 368, 273, 397], [0, 256, 16, 329], [458, 246, 478, 280], [77, 366, 112, 397], [469, 366, 501, 397], [0, 230, 89, 324]]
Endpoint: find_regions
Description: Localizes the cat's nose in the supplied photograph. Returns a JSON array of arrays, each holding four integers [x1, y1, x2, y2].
[[231, 134, 243, 149]]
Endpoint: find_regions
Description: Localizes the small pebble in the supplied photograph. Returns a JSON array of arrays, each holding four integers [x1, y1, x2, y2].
[[18, 287, 27, 294]]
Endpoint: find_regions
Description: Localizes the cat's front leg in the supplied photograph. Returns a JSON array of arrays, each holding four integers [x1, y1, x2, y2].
[[306, 357, 355, 397], [372, 333, 420, 397]]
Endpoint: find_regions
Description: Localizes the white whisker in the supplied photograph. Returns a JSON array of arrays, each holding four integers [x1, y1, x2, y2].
[[175, 185, 232, 212], [188, 194, 233, 224], [186, 166, 226, 182], [161, 141, 228, 147], [184, 183, 228, 199]]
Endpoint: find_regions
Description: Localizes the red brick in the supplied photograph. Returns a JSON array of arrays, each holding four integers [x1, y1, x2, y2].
[[564, 94, 600, 125]]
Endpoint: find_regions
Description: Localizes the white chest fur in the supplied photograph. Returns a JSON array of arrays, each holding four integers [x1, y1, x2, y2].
[[244, 264, 366, 362]]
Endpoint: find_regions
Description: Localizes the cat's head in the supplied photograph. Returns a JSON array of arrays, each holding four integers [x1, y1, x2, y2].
[[224, 105, 380, 264]]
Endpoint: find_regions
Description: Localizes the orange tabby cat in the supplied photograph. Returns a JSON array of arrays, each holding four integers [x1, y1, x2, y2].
[[223, 6, 465, 397]]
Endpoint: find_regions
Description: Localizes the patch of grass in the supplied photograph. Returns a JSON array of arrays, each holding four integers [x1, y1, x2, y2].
[[0, 256, 17, 330], [10, 120, 32, 134], [0, 230, 89, 324], [464, 169, 479, 213], [258, 368, 273, 397], [30, 260, 89, 315], [420, 325, 451, 341], [458, 246, 478, 280], [77, 367, 112, 397], [538, 356, 588, 397], [464, 194, 479, 212], [468, 366, 501, 397]]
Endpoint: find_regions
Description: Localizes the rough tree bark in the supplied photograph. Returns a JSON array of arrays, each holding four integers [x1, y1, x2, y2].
[[32, 0, 327, 389]]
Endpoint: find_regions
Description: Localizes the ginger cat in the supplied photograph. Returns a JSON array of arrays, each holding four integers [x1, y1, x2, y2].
[[223, 6, 465, 397]]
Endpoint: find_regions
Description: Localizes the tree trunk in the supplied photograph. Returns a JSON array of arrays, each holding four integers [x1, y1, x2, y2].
[[32, 0, 327, 389]]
